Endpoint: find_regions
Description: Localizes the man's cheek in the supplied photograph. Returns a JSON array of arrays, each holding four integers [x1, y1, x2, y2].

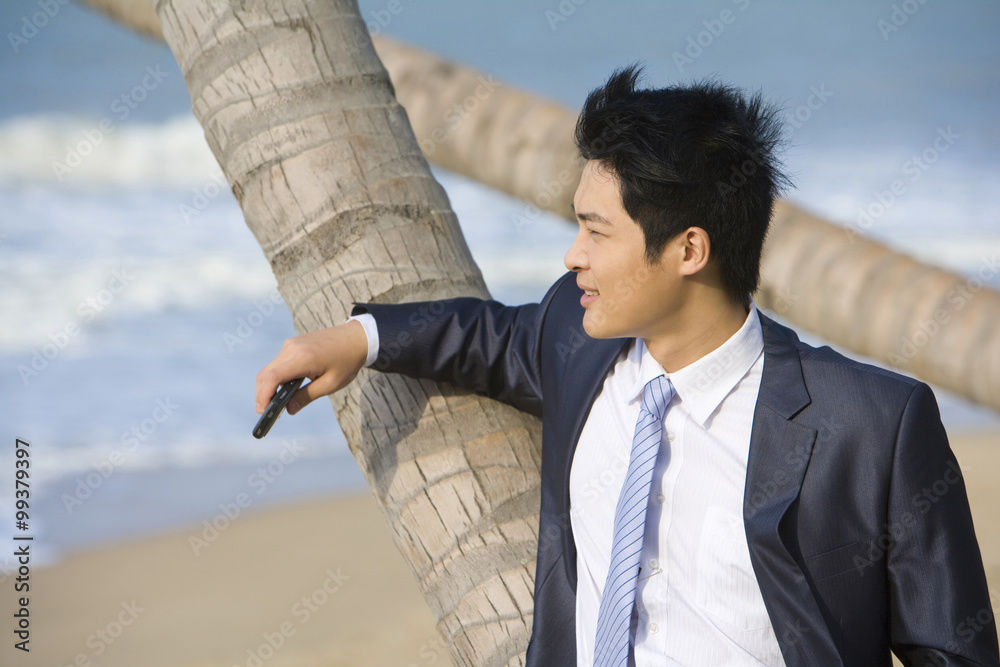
[[614, 282, 635, 306]]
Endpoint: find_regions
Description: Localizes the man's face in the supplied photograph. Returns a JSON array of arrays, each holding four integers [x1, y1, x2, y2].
[[564, 161, 683, 340]]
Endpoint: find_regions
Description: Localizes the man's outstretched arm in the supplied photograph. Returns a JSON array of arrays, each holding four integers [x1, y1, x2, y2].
[[348, 297, 547, 417], [255, 274, 575, 419]]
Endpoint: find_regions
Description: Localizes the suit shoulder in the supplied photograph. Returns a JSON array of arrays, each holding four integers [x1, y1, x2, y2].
[[762, 313, 923, 399], [798, 340, 919, 390]]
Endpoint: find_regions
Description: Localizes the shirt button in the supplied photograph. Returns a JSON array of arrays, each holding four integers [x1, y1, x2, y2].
[[665, 430, 675, 442], [656, 493, 665, 504], [649, 622, 659, 634], [649, 558, 659, 570]]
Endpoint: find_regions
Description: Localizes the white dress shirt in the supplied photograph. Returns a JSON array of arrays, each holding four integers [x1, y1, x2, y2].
[[348, 313, 381, 368], [350, 305, 785, 665], [570, 304, 785, 666]]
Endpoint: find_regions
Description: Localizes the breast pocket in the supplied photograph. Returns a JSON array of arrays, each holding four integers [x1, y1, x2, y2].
[[803, 538, 877, 583], [694, 506, 773, 632]]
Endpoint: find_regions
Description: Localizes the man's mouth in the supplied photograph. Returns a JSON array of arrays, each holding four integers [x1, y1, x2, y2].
[[584, 290, 599, 296]]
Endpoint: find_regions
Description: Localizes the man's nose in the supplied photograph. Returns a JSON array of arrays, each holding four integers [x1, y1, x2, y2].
[[564, 228, 588, 272]]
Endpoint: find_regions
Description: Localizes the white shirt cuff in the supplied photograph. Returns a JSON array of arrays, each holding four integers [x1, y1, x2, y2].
[[347, 313, 380, 368]]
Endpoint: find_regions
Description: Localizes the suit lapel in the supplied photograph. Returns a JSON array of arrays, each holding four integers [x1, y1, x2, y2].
[[745, 314, 843, 666]]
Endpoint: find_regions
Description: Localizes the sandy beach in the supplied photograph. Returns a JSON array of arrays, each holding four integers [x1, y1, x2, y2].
[[1, 492, 441, 667], [2, 430, 997, 667]]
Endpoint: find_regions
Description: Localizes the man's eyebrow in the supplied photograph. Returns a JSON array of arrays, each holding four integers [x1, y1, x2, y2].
[[571, 204, 613, 226]]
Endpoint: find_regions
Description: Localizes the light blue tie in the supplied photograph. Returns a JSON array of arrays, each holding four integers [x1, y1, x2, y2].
[[594, 375, 674, 667]]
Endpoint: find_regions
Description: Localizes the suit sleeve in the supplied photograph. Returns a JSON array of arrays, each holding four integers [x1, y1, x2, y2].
[[349, 275, 574, 418], [887, 383, 1000, 666]]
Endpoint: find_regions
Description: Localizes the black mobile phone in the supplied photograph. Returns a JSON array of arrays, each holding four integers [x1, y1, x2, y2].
[[253, 378, 305, 439]]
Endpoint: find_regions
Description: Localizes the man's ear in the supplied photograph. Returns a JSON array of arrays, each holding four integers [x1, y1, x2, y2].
[[677, 227, 711, 276]]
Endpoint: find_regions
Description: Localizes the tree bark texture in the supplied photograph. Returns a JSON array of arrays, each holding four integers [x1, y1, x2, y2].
[[145, 1, 538, 665]]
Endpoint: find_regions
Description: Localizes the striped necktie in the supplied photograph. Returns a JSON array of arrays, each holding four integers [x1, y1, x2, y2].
[[594, 374, 674, 667]]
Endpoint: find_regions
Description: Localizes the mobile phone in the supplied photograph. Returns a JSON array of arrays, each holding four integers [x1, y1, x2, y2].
[[253, 378, 305, 439]]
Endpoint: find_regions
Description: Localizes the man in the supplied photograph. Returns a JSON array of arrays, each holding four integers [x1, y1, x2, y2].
[[256, 67, 998, 666]]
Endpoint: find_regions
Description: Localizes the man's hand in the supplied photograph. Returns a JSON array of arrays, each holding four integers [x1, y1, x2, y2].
[[255, 319, 369, 416]]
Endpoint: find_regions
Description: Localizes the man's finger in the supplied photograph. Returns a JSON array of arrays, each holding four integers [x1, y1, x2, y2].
[[255, 361, 302, 413], [286, 376, 332, 415], [255, 375, 276, 414]]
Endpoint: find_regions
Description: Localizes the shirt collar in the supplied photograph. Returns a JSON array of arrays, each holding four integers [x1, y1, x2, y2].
[[624, 302, 764, 426]]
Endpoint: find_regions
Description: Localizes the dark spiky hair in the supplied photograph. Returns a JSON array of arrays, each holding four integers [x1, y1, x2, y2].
[[574, 64, 790, 305]]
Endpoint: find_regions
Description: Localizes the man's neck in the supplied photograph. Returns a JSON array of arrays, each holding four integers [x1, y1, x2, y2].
[[643, 297, 750, 373]]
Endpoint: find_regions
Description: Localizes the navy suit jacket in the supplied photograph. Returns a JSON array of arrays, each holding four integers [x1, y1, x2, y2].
[[355, 271, 998, 667]]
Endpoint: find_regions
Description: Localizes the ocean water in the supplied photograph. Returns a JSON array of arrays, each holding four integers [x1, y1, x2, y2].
[[1, 0, 998, 570]]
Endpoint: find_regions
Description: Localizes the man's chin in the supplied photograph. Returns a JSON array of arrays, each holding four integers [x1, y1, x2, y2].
[[582, 312, 615, 339]]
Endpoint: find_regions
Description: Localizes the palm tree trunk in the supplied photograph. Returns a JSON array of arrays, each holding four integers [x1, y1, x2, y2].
[[760, 202, 1000, 410], [82, 0, 541, 664]]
